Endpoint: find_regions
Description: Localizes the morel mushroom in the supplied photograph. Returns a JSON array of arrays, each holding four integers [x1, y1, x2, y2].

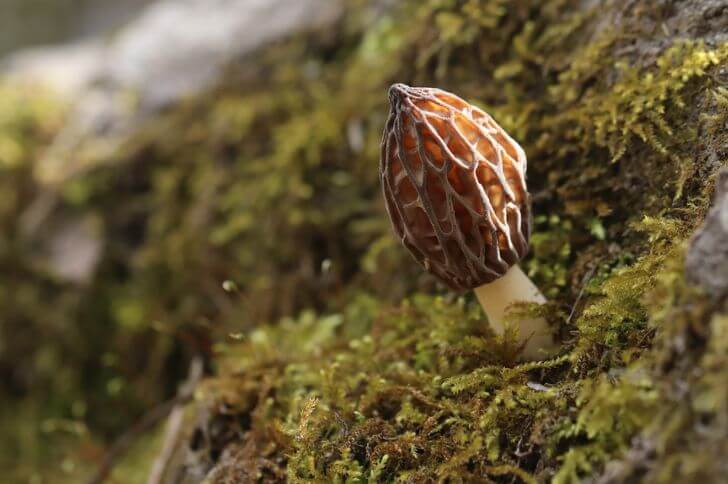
[[380, 83, 556, 360]]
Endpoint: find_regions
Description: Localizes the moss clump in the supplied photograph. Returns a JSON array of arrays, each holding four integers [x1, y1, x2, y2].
[[167, 1, 726, 482], [1, 0, 726, 482]]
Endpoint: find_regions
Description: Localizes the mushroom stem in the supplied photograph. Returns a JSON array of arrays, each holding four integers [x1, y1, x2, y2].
[[473, 265, 557, 360]]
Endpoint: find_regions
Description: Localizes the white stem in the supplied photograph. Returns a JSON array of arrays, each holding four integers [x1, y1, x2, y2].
[[473, 265, 557, 360]]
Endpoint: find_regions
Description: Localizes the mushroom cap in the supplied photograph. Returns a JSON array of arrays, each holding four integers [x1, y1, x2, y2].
[[380, 84, 531, 291]]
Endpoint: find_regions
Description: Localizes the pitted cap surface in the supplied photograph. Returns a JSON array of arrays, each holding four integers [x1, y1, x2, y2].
[[380, 84, 532, 290]]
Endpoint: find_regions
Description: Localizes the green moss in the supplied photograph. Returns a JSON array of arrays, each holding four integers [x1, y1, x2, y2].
[[1, 0, 726, 482], [178, 1, 727, 482]]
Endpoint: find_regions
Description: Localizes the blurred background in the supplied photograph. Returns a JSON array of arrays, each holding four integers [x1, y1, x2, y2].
[[0, 0, 414, 481], [0, 0, 151, 56]]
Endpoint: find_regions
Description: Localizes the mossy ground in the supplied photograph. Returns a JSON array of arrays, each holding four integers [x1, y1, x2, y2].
[[0, 0, 726, 482]]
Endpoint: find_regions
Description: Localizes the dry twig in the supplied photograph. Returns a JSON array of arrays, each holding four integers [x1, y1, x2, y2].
[[87, 357, 203, 484]]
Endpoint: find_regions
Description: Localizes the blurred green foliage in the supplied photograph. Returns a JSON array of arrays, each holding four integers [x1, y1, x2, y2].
[[0, 0, 726, 482]]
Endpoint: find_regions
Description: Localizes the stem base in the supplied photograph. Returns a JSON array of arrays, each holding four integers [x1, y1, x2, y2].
[[474, 265, 558, 361]]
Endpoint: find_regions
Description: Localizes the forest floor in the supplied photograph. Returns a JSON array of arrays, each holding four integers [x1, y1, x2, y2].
[[0, 1, 727, 482]]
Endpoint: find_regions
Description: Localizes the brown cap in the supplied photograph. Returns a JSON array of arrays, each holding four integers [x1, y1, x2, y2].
[[380, 84, 531, 290]]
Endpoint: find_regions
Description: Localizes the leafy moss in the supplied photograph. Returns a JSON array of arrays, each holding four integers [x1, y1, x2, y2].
[[1, 0, 726, 482], [178, 1, 727, 482]]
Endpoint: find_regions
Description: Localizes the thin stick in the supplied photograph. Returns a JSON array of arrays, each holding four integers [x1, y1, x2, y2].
[[87, 358, 203, 484], [566, 267, 595, 326], [147, 358, 204, 484]]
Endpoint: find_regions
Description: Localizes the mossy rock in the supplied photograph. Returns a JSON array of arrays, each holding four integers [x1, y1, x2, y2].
[[0, 0, 726, 482], [166, 1, 726, 482]]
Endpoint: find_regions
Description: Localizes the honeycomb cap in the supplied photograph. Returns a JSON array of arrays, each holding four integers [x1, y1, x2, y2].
[[380, 84, 532, 290]]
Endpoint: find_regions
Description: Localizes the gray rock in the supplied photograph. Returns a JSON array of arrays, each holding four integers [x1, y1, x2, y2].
[[2, 40, 106, 98], [686, 168, 728, 300], [3, 0, 343, 186], [104, 0, 342, 110], [45, 215, 103, 284]]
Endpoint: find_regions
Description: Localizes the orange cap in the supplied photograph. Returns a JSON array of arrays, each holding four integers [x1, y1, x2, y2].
[[380, 84, 531, 290]]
